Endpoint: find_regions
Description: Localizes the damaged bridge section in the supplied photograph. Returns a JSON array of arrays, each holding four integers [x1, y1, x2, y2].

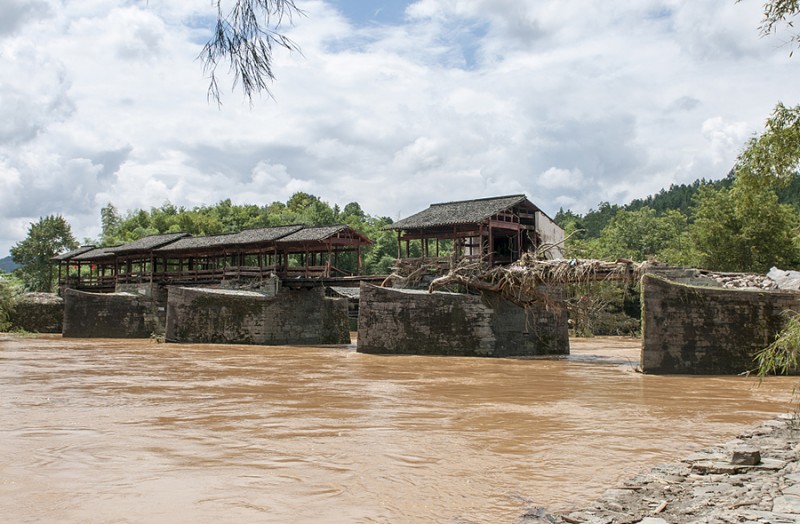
[[641, 274, 800, 374], [356, 283, 569, 357]]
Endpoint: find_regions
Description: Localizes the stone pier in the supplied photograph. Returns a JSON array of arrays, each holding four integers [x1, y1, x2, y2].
[[62, 288, 161, 338], [356, 283, 569, 357], [165, 286, 350, 345], [641, 274, 800, 374]]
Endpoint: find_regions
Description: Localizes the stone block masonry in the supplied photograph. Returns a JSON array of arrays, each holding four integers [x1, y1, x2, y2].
[[63, 288, 161, 338], [10, 293, 63, 333], [641, 274, 800, 374], [356, 283, 569, 357], [165, 286, 350, 345]]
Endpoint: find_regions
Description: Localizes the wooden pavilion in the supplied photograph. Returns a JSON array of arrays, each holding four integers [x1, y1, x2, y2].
[[385, 194, 563, 268], [54, 225, 372, 290], [107, 232, 191, 284], [53, 246, 105, 290], [152, 225, 305, 283], [275, 225, 372, 278]]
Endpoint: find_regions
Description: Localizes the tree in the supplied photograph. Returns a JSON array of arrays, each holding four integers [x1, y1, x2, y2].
[[596, 207, 692, 264], [100, 202, 121, 245], [201, 0, 303, 104], [10, 215, 78, 292], [734, 103, 800, 191], [690, 184, 799, 272], [690, 103, 800, 273], [749, 0, 800, 54], [0, 277, 19, 332]]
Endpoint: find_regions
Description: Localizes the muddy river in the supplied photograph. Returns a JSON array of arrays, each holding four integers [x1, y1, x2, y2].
[[0, 334, 795, 523]]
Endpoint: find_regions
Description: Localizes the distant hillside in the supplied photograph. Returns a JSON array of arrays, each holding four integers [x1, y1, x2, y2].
[[556, 172, 800, 237], [0, 256, 19, 273]]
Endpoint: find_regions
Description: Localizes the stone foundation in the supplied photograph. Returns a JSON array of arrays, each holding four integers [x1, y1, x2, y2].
[[641, 274, 800, 374], [356, 283, 569, 357], [63, 288, 161, 338], [165, 286, 350, 345], [10, 293, 63, 333]]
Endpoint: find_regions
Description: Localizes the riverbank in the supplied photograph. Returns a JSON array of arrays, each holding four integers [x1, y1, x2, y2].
[[524, 414, 800, 523]]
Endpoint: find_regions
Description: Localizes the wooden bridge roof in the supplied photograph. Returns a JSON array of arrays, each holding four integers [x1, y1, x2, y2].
[[52, 245, 98, 261], [108, 232, 190, 255], [71, 247, 116, 261], [153, 225, 305, 254], [385, 194, 539, 230], [276, 225, 372, 247]]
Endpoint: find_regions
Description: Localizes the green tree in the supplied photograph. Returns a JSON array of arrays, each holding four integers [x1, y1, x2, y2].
[[748, 0, 800, 54], [596, 207, 692, 263], [0, 276, 20, 331], [10, 215, 78, 292], [100, 202, 121, 245], [690, 104, 800, 272]]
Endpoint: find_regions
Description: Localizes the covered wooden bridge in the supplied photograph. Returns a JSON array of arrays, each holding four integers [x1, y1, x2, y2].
[[54, 225, 372, 290], [386, 194, 564, 269]]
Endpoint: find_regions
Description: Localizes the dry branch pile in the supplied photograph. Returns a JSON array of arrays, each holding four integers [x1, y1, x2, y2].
[[427, 254, 648, 309]]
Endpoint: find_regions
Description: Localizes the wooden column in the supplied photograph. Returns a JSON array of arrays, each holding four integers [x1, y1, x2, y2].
[[488, 224, 494, 267]]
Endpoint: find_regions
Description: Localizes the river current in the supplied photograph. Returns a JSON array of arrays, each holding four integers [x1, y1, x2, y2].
[[0, 334, 794, 523]]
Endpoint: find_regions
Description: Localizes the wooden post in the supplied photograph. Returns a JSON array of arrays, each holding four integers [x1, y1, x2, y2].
[[488, 223, 494, 267]]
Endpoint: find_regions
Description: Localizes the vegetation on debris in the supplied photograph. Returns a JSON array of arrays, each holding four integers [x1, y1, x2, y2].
[[757, 312, 800, 377]]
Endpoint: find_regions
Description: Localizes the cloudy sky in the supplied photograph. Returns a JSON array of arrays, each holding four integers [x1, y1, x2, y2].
[[1, 0, 798, 256]]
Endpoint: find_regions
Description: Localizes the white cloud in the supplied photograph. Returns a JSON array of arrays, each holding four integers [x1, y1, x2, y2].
[[538, 167, 585, 189], [701, 116, 749, 166], [0, 0, 798, 254]]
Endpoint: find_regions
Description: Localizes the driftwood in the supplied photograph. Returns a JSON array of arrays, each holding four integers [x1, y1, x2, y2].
[[426, 254, 648, 310]]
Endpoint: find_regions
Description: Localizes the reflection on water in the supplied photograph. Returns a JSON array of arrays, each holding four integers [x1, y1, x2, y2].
[[0, 334, 794, 523]]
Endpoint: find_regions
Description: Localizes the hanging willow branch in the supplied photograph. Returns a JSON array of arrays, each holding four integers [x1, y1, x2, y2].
[[200, 0, 304, 105]]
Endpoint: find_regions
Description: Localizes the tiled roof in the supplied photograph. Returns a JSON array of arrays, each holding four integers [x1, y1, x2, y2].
[[277, 225, 349, 243], [276, 225, 372, 245], [385, 194, 534, 230], [108, 232, 190, 254], [52, 245, 97, 261], [154, 225, 304, 253], [71, 247, 116, 261], [231, 225, 305, 245], [153, 234, 234, 252]]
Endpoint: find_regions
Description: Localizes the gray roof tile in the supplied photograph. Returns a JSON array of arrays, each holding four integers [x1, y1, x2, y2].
[[108, 232, 190, 254], [52, 245, 97, 261], [385, 194, 534, 230]]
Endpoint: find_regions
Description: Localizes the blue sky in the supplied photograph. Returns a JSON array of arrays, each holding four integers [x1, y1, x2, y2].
[[0, 0, 798, 256], [327, 0, 412, 25]]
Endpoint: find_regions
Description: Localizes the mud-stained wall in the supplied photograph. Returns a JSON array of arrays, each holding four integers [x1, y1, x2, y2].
[[641, 274, 800, 374], [116, 282, 168, 329], [11, 293, 64, 333], [165, 286, 350, 345], [63, 288, 160, 338], [356, 284, 569, 357]]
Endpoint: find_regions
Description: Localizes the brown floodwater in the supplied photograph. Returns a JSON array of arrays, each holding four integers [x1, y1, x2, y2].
[[0, 334, 795, 523]]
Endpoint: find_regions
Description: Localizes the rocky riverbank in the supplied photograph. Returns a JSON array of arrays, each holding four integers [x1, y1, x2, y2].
[[520, 414, 800, 524]]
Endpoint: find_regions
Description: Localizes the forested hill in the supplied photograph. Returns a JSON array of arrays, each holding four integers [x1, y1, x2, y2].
[[0, 256, 19, 273], [555, 172, 800, 238]]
